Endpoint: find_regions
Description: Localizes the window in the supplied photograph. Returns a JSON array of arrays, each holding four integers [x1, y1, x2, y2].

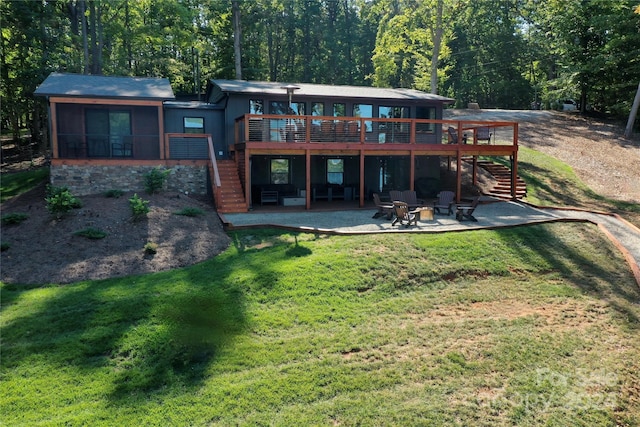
[[85, 109, 131, 157], [353, 103, 373, 132], [416, 106, 436, 132], [333, 103, 346, 117], [327, 158, 344, 185], [250, 99, 264, 114], [183, 117, 204, 134], [379, 106, 409, 119], [290, 102, 305, 115], [312, 102, 324, 116], [271, 158, 289, 184], [270, 101, 289, 115]]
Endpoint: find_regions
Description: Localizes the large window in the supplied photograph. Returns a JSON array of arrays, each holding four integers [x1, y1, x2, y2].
[[85, 109, 131, 157], [327, 158, 344, 185], [353, 103, 373, 132], [379, 106, 410, 119], [271, 158, 290, 184], [333, 103, 346, 117], [416, 106, 436, 132], [250, 99, 264, 114], [183, 117, 204, 134]]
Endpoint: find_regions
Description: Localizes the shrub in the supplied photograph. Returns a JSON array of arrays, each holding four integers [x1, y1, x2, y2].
[[144, 167, 171, 194], [129, 193, 150, 220], [1, 213, 29, 226], [74, 227, 108, 240], [174, 207, 204, 217], [1, 242, 10, 251], [144, 241, 158, 255], [45, 185, 81, 218], [104, 189, 124, 198]]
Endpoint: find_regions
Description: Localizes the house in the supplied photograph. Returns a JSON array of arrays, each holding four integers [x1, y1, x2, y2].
[[35, 73, 520, 212]]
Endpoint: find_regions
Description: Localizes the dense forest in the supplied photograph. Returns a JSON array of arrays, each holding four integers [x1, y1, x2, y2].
[[2, 0, 639, 144]]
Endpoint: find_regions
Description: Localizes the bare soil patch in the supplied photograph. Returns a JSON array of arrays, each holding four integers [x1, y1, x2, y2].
[[1, 185, 230, 285]]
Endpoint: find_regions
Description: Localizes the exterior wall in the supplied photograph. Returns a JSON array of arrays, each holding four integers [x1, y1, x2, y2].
[[50, 164, 209, 196], [164, 106, 227, 158]]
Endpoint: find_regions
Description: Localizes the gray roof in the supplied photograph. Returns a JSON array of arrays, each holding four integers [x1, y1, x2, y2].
[[210, 79, 455, 103], [34, 72, 175, 100]]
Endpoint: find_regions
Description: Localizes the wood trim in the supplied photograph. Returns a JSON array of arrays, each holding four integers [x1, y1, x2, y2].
[[51, 158, 209, 167], [49, 97, 165, 107]]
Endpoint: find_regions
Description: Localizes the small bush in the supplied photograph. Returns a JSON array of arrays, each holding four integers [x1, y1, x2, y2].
[[144, 167, 171, 194], [2, 213, 29, 226], [144, 241, 158, 255], [1, 242, 10, 251], [129, 193, 150, 220], [45, 185, 81, 218], [104, 189, 124, 198], [174, 207, 204, 217], [74, 227, 108, 240]]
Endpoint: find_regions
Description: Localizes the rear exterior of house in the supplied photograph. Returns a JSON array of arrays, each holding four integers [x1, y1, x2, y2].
[[36, 73, 520, 212]]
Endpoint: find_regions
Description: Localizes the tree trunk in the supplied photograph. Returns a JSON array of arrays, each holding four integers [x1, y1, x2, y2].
[[430, 0, 444, 94], [80, 0, 89, 74], [232, 0, 242, 80], [625, 82, 640, 139]]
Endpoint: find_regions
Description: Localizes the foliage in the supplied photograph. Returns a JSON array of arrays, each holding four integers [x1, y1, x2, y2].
[[129, 193, 150, 220], [1, 224, 638, 425], [73, 227, 108, 240], [1, 242, 10, 251], [45, 185, 81, 218], [2, 0, 640, 143], [143, 241, 158, 255], [103, 189, 124, 198], [0, 168, 49, 203], [1, 213, 29, 226], [143, 167, 171, 194], [174, 207, 205, 217]]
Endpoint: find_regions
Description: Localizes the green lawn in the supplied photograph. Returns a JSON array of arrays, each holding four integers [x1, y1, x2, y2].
[[2, 225, 639, 426], [0, 167, 49, 202], [1, 153, 640, 426]]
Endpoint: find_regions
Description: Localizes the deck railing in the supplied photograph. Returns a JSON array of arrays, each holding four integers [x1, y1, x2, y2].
[[235, 114, 518, 147]]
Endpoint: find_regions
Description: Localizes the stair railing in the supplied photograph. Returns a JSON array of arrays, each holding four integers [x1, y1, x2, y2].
[[207, 136, 223, 210]]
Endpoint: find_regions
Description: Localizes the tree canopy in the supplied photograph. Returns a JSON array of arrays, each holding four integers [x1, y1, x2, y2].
[[2, 0, 639, 142]]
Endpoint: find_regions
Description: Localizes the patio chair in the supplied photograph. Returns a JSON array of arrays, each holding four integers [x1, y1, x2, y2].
[[447, 127, 467, 144], [433, 190, 455, 215], [391, 201, 418, 227], [389, 190, 403, 202], [475, 126, 492, 144], [372, 193, 394, 219], [401, 190, 426, 209], [455, 197, 480, 222]]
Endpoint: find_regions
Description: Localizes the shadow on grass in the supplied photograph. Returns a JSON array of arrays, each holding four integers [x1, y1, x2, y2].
[[495, 224, 640, 327], [1, 252, 249, 401]]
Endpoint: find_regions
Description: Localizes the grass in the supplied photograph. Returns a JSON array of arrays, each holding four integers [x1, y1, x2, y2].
[[1, 226, 639, 425], [501, 147, 640, 227], [1, 154, 639, 425], [0, 167, 49, 202]]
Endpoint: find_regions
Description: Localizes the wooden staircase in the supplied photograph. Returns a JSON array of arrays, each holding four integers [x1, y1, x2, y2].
[[474, 160, 527, 200], [210, 159, 248, 213]]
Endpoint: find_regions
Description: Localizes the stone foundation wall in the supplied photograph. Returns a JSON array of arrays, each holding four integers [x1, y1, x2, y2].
[[50, 164, 209, 196]]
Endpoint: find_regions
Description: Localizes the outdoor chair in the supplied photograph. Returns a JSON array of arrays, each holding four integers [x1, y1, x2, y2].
[[433, 190, 455, 215], [401, 190, 426, 209], [372, 193, 394, 219], [447, 127, 467, 144], [261, 190, 279, 205], [455, 197, 480, 222], [475, 126, 492, 144], [389, 190, 403, 202], [391, 201, 418, 227]]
